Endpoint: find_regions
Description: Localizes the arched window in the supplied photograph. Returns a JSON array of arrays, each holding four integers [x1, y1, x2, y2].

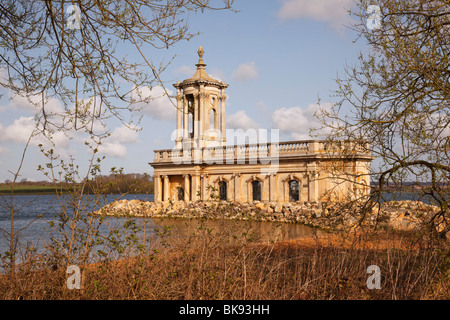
[[289, 180, 299, 202], [177, 187, 184, 201], [210, 108, 216, 130], [252, 180, 262, 201], [219, 181, 227, 201]]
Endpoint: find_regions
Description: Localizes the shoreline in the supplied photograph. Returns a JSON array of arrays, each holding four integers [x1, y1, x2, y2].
[[96, 199, 448, 236]]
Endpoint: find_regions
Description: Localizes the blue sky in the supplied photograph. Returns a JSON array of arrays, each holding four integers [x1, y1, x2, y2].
[[0, 0, 369, 182]]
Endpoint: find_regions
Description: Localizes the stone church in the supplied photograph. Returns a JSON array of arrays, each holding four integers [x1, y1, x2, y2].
[[150, 47, 373, 203]]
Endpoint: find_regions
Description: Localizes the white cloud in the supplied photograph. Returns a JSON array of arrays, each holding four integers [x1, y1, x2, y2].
[[131, 85, 176, 121], [98, 141, 127, 158], [272, 103, 332, 140], [0, 116, 71, 160], [226, 110, 260, 131], [209, 68, 226, 82], [97, 125, 139, 158], [7, 91, 64, 115], [0, 116, 36, 144], [109, 125, 140, 144], [277, 0, 355, 32], [232, 62, 258, 82], [174, 65, 195, 76]]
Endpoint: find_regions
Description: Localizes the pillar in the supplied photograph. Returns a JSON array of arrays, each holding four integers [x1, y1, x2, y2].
[[163, 175, 170, 202], [154, 175, 162, 202], [193, 92, 199, 144], [233, 173, 240, 202], [176, 87, 182, 148], [284, 178, 289, 202], [191, 174, 201, 201], [308, 171, 319, 202], [183, 96, 189, 140], [220, 88, 226, 145], [201, 174, 207, 201], [198, 88, 207, 148], [269, 174, 276, 202], [214, 106, 219, 132], [263, 176, 269, 202], [183, 174, 190, 202], [193, 93, 202, 163]]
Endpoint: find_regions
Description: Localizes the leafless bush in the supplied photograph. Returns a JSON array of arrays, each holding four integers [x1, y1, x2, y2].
[[1, 215, 448, 300]]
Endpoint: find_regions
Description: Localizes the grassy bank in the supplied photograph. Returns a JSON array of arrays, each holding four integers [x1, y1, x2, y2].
[[1, 218, 448, 300], [0, 185, 70, 195]]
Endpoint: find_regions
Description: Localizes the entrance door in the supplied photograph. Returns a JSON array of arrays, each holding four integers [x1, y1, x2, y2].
[[177, 187, 184, 201]]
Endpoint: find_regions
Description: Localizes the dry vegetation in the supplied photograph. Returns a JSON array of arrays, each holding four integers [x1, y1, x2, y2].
[[1, 217, 449, 300]]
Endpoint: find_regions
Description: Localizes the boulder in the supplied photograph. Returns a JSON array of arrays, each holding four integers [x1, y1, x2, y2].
[[274, 203, 283, 213], [255, 202, 265, 210], [389, 212, 421, 231]]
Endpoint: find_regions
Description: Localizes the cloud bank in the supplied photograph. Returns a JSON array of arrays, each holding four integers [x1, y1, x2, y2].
[[272, 103, 332, 140], [277, 0, 355, 32]]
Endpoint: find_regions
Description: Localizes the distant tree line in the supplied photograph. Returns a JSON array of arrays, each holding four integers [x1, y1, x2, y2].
[[86, 173, 154, 195], [1, 173, 154, 195]]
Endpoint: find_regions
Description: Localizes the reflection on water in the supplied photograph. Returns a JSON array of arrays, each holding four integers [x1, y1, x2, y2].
[[150, 217, 324, 244]]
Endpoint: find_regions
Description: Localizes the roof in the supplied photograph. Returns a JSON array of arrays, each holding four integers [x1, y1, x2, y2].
[[174, 46, 228, 89]]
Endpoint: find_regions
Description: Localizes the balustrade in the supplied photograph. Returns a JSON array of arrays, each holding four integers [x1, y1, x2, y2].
[[152, 140, 328, 163]]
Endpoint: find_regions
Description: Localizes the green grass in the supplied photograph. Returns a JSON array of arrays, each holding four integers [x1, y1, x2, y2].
[[0, 185, 68, 194]]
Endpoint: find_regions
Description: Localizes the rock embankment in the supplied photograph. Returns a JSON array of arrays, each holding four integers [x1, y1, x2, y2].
[[95, 199, 448, 235]]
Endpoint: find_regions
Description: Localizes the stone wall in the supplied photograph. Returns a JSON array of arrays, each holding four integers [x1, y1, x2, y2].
[[95, 199, 448, 235]]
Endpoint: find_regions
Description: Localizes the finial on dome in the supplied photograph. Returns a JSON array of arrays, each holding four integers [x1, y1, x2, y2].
[[196, 46, 206, 68], [198, 46, 204, 59]]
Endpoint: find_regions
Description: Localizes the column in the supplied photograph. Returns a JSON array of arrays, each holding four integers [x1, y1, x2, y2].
[[176, 87, 182, 148], [191, 174, 201, 201], [201, 174, 206, 201], [193, 93, 199, 143], [284, 178, 289, 202], [214, 106, 219, 132], [154, 175, 162, 202], [163, 175, 170, 202], [263, 176, 269, 202], [183, 96, 188, 140], [183, 174, 190, 202], [233, 173, 240, 202], [193, 93, 201, 163], [308, 171, 319, 202], [220, 89, 226, 145], [198, 87, 205, 148], [247, 178, 252, 203], [269, 174, 276, 202]]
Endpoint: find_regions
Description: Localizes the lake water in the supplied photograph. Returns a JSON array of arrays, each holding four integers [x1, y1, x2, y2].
[[0, 191, 440, 263], [0, 194, 322, 259]]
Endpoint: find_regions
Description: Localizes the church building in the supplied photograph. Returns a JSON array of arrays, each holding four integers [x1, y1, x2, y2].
[[150, 47, 373, 203]]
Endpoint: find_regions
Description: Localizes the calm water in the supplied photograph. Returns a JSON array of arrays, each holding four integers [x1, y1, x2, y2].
[[0, 194, 321, 257], [1, 192, 439, 260], [0, 194, 152, 255]]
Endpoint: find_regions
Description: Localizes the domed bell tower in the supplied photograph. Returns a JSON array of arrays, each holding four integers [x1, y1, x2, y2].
[[173, 46, 228, 150]]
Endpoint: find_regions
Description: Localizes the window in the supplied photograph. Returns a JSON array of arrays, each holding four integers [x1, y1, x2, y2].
[[252, 180, 262, 201], [289, 180, 299, 202], [219, 181, 227, 201], [210, 108, 215, 130]]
